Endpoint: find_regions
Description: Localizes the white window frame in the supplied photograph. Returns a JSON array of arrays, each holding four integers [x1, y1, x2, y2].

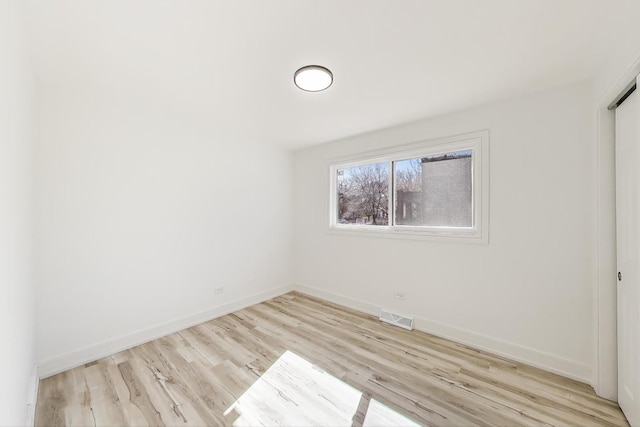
[[328, 130, 489, 244]]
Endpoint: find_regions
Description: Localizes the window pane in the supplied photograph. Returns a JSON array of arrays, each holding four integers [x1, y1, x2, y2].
[[394, 150, 472, 227], [337, 162, 389, 226]]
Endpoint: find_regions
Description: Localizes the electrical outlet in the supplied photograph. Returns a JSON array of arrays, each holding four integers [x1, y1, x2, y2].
[[394, 291, 406, 300], [214, 287, 225, 295]]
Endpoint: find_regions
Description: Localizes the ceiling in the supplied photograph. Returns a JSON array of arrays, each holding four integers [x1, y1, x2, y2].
[[24, 1, 640, 148]]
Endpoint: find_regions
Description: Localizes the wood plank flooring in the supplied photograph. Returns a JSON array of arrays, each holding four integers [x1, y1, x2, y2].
[[35, 291, 630, 426]]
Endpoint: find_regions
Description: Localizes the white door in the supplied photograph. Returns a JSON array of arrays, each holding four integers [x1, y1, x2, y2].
[[615, 77, 640, 427]]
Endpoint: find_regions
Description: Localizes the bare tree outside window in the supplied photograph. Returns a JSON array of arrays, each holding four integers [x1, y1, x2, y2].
[[394, 158, 423, 225], [395, 158, 422, 192], [337, 162, 389, 225]]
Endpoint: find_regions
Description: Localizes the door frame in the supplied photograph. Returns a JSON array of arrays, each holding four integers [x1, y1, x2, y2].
[[595, 55, 640, 401]]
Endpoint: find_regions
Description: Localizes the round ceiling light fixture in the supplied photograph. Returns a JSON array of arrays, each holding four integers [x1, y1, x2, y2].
[[294, 65, 333, 92]]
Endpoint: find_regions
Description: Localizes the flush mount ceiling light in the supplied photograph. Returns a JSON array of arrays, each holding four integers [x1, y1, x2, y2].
[[294, 65, 333, 92]]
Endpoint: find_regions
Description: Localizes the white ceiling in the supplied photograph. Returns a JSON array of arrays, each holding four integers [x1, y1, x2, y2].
[[24, 1, 639, 148]]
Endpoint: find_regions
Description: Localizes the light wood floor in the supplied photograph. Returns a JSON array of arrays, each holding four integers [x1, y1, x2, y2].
[[36, 291, 629, 426]]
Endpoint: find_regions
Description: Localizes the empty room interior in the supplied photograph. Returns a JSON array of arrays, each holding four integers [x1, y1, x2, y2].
[[3, 1, 640, 426]]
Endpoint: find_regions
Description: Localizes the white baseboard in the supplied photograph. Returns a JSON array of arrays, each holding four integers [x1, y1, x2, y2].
[[295, 284, 592, 384], [295, 284, 380, 317], [26, 363, 38, 426], [411, 315, 592, 384], [38, 284, 295, 379]]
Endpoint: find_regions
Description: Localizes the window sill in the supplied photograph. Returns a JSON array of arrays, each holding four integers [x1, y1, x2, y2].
[[327, 225, 488, 244]]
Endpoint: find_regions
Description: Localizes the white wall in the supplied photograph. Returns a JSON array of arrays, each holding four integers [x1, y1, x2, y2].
[[593, 3, 640, 102], [293, 81, 596, 382], [35, 89, 294, 375], [0, 1, 38, 425]]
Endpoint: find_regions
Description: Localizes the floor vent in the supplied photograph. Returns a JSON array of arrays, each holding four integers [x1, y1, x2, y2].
[[379, 309, 414, 330]]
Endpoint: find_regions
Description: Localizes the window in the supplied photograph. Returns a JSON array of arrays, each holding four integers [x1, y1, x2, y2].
[[329, 131, 489, 242]]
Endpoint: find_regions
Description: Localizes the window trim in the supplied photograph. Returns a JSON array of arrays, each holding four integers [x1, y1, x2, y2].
[[328, 130, 489, 244]]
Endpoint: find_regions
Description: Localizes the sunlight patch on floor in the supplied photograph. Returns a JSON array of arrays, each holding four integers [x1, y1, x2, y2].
[[364, 398, 421, 427], [226, 350, 420, 426]]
